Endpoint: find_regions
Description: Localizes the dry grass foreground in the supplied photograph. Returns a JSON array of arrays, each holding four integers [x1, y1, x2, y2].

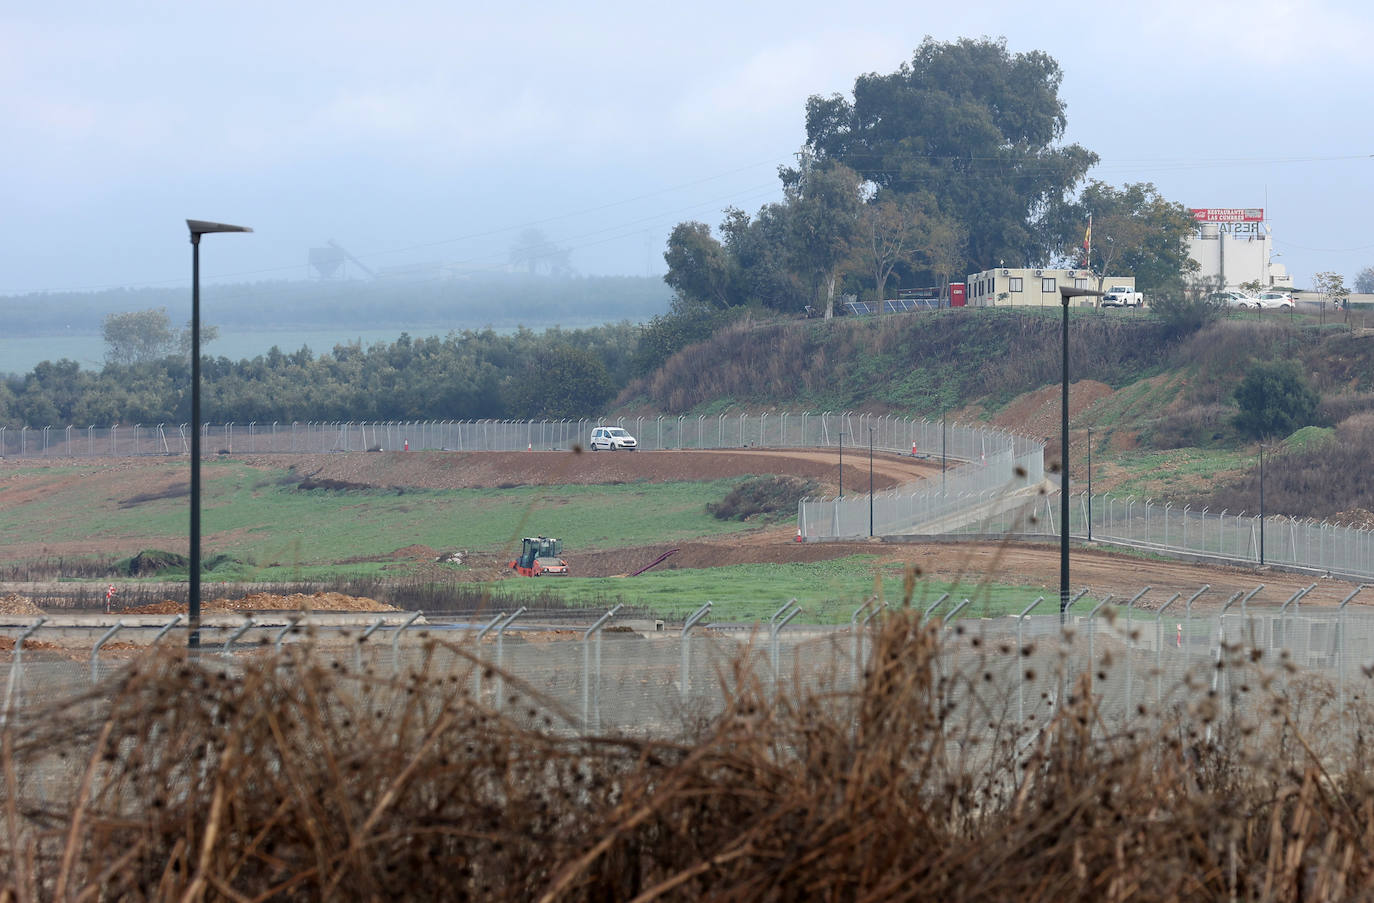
[[3, 610, 1373, 900]]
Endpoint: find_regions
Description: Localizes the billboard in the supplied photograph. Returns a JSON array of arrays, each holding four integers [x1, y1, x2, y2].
[[1192, 208, 1264, 223]]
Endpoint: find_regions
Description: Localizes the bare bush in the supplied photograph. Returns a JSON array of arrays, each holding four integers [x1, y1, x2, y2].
[[4, 613, 1374, 900]]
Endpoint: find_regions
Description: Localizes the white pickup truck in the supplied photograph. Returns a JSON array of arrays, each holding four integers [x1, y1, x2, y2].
[[1100, 285, 1144, 308]]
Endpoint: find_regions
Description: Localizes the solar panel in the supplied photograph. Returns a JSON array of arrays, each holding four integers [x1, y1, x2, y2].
[[844, 301, 875, 316]]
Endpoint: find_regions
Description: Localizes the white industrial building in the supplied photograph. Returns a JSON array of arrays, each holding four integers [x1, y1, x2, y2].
[[1186, 208, 1292, 291], [964, 267, 1134, 307]]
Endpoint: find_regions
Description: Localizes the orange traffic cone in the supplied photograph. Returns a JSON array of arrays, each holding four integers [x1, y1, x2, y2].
[[403, 440, 409, 451], [911, 442, 918, 456], [795, 529, 803, 542], [527, 443, 533, 451]]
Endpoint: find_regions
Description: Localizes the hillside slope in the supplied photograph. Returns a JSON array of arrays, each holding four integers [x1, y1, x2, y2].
[[618, 308, 1374, 519]]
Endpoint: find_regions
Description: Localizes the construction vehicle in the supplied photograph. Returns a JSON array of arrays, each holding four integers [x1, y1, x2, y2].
[[509, 536, 569, 576]]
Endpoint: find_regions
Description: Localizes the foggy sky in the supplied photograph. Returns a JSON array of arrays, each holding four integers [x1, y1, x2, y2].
[[4, 0, 1372, 296]]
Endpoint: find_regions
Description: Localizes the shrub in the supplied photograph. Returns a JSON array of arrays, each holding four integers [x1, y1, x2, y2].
[[1233, 361, 1319, 439], [126, 548, 188, 576], [707, 475, 819, 521], [1148, 275, 1227, 338], [9, 611, 1374, 899]]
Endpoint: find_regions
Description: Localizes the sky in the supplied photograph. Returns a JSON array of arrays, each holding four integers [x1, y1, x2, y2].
[[4, 0, 1374, 298]]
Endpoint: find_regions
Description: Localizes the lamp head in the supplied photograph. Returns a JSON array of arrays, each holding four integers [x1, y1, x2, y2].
[[187, 219, 253, 237]]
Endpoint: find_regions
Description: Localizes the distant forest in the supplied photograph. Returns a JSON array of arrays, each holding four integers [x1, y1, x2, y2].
[[0, 273, 672, 337], [0, 303, 737, 426]]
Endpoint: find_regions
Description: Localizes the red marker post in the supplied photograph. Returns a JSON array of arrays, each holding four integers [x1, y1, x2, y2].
[[105, 584, 117, 614]]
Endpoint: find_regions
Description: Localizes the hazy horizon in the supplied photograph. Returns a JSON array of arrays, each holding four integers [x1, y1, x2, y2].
[[5, 1, 1373, 296]]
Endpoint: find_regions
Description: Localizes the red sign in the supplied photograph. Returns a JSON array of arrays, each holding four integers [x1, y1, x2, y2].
[[1192, 208, 1264, 223]]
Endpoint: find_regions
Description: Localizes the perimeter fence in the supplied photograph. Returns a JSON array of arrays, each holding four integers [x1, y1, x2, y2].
[[955, 490, 1374, 583], [5, 587, 1374, 759], [0, 412, 1031, 461], [0, 413, 1045, 540]]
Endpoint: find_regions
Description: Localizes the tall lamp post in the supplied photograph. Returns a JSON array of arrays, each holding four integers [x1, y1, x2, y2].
[[1058, 286, 1104, 615], [1259, 443, 1268, 565], [187, 219, 252, 648]]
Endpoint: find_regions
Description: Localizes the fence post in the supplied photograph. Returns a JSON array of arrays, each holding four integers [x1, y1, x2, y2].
[[770, 601, 803, 700], [1016, 597, 1045, 725], [472, 612, 505, 704], [850, 598, 876, 689], [581, 604, 622, 732], [1084, 595, 1112, 732], [1122, 586, 1151, 724], [222, 620, 254, 657], [680, 602, 713, 704], [153, 614, 183, 646], [1182, 585, 1210, 665], [860, 602, 886, 681], [920, 593, 950, 626], [391, 611, 423, 674], [494, 607, 527, 712], [2, 618, 46, 724], [355, 616, 386, 673], [1154, 593, 1181, 707], [1338, 584, 1371, 750], [273, 618, 300, 653], [91, 622, 125, 684]]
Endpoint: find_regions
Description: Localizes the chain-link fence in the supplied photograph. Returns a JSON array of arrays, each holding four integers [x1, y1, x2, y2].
[[5, 590, 1374, 755], [0, 412, 1035, 459], [0, 411, 1045, 540], [958, 490, 1374, 583]]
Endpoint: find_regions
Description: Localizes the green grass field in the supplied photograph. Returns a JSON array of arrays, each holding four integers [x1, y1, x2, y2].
[[472, 555, 1082, 624], [0, 461, 760, 581]]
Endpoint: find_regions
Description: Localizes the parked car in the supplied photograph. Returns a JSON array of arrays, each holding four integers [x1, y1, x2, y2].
[[1100, 285, 1145, 308], [589, 425, 638, 451], [1209, 290, 1259, 309], [1257, 291, 1294, 309]]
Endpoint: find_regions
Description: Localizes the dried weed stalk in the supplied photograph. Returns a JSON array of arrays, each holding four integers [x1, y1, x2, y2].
[[2, 615, 1373, 900]]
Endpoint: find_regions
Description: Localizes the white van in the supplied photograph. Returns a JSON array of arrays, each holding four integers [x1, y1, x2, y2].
[[589, 426, 637, 451]]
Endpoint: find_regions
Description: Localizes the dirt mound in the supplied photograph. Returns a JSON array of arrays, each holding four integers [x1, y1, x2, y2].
[[989, 380, 1116, 439], [392, 544, 440, 561], [243, 449, 930, 494], [123, 592, 397, 615], [128, 549, 187, 576], [1334, 509, 1374, 529], [0, 593, 45, 617]]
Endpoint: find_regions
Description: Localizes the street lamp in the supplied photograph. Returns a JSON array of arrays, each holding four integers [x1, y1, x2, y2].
[[1058, 285, 1104, 615], [187, 219, 252, 648], [1259, 443, 1269, 564]]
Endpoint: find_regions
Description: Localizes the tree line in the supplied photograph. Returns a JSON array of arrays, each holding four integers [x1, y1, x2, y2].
[[662, 38, 1199, 316], [0, 298, 744, 427]]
